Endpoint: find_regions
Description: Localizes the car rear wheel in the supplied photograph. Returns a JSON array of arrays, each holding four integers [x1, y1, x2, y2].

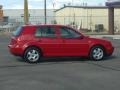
[[24, 47, 41, 63], [90, 46, 105, 61]]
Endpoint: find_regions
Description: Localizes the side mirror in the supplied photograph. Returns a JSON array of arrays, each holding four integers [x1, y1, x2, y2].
[[80, 35, 84, 39]]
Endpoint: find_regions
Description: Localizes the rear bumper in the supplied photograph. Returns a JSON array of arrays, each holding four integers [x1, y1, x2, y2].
[[8, 45, 23, 56]]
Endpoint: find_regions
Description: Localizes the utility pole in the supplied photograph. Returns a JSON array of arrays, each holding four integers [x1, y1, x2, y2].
[[0, 5, 3, 22], [44, 0, 47, 24], [24, 0, 29, 25], [108, 7, 114, 35]]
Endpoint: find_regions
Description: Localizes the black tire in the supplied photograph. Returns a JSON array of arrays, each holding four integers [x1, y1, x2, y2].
[[89, 46, 105, 61], [24, 47, 41, 63]]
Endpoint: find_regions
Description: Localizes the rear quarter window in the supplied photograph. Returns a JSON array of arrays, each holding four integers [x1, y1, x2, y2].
[[13, 26, 23, 36]]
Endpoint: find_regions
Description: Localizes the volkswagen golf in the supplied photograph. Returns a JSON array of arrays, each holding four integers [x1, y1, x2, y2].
[[8, 25, 114, 63]]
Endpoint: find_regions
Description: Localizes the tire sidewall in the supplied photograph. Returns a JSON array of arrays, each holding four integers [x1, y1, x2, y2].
[[90, 46, 105, 61], [24, 47, 41, 63]]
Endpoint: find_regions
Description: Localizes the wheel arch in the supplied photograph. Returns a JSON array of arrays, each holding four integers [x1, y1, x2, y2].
[[23, 45, 43, 57], [89, 44, 107, 56]]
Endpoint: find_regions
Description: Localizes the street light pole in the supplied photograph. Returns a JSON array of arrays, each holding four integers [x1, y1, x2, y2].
[[24, 0, 29, 25], [44, 0, 47, 24]]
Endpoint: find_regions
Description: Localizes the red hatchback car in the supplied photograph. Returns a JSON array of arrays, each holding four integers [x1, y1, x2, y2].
[[8, 25, 114, 63]]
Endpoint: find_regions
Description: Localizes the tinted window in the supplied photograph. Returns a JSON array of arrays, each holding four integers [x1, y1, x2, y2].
[[35, 27, 56, 38], [13, 26, 23, 36], [60, 27, 80, 38]]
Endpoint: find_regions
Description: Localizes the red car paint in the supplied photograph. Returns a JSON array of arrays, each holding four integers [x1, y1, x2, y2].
[[8, 25, 114, 58]]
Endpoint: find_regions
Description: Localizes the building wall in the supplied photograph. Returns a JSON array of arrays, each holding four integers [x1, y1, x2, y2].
[[114, 9, 120, 32], [55, 7, 120, 31]]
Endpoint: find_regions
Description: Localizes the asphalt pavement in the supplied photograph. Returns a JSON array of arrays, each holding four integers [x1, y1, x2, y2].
[[0, 35, 120, 90]]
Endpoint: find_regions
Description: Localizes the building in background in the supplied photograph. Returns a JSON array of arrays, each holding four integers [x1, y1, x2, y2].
[[55, 6, 120, 32], [3, 9, 55, 25], [1, 5, 120, 33]]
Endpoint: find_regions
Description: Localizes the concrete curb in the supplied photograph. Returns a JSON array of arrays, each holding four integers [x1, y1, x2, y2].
[[90, 35, 120, 40]]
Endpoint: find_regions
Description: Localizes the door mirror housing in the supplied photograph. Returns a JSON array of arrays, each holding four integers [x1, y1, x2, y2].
[[79, 35, 84, 39]]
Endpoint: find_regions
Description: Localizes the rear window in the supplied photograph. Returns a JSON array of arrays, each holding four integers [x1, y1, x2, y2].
[[13, 26, 23, 36]]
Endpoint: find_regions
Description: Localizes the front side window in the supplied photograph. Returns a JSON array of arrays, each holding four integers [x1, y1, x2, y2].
[[35, 26, 56, 38], [60, 27, 81, 38]]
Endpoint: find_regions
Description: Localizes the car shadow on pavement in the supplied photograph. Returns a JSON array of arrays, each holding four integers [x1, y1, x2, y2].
[[17, 57, 88, 63], [16, 55, 118, 64], [102, 55, 117, 61]]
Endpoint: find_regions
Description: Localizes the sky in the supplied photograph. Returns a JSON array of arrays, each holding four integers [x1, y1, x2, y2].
[[0, 0, 107, 9]]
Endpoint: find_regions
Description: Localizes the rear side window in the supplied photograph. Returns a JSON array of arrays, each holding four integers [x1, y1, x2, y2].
[[13, 26, 23, 36], [35, 27, 56, 38]]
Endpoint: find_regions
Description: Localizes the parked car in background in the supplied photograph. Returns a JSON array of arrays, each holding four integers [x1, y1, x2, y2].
[[8, 25, 114, 63]]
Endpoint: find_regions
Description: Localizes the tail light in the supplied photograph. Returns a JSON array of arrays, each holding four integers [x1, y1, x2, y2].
[[10, 37, 18, 45]]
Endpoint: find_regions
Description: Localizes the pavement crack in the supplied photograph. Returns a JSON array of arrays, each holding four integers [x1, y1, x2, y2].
[[86, 62, 120, 71], [0, 64, 35, 69]]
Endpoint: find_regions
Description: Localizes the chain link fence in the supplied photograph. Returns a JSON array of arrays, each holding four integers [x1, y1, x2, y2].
[[55, 16, 120, 34], [0, 16, 120, 35], [0, 16, 55, 34]]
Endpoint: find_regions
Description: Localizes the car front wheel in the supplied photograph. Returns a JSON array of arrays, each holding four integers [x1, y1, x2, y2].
[[24, 47, 41, 63], [90, 46, 105, 61]]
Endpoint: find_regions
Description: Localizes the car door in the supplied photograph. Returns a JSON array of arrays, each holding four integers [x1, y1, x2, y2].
[[35, 26, 61, 56], [58, 26, 89, 56]]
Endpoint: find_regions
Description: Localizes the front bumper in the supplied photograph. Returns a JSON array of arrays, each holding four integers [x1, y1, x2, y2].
[[106, 46, 114, 56]]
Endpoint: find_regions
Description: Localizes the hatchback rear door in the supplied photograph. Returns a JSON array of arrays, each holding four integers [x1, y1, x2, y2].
[[35, 26, 62, 56]]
